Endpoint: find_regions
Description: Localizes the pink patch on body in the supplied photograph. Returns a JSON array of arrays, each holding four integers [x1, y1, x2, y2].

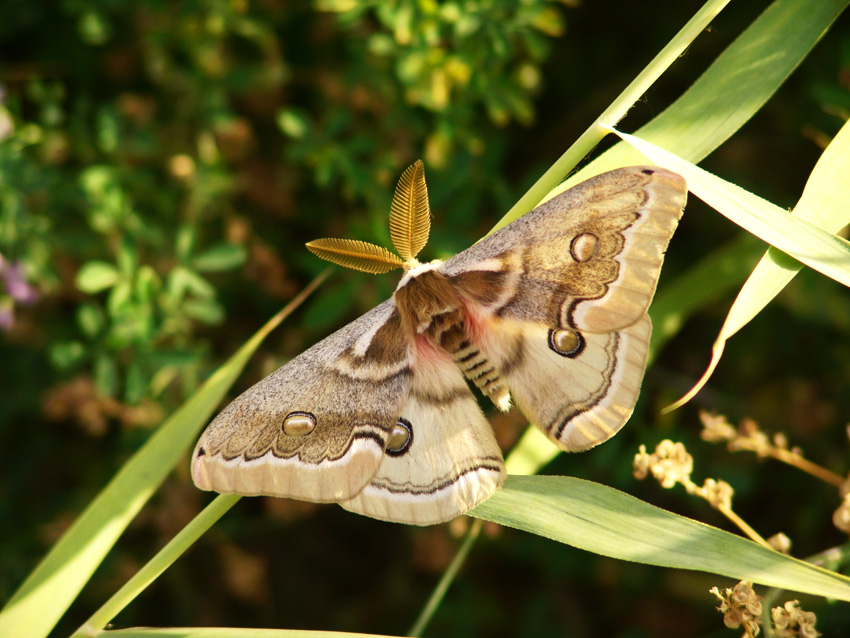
[[409, 295, 499, 371], [411, 333, 452, 366], [458, 296, 496, 349]]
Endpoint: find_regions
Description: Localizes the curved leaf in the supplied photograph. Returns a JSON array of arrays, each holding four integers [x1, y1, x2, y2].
[[471, 476, 850, 601]]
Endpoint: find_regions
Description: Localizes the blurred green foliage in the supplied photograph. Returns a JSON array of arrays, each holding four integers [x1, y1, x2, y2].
[[1, 0, 568, 408], [2, 1, 850, 637]]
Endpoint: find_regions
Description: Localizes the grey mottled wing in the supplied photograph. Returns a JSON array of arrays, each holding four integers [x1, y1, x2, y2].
[[441, 166, 686, 334], [192, 299, 413, 503]]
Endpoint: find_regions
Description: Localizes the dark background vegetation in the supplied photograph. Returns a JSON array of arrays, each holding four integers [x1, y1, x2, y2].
[[1, 1, 849, 636]]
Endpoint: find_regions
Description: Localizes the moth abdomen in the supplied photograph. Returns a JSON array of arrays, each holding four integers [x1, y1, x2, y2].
[[447, 342, 511, 412]]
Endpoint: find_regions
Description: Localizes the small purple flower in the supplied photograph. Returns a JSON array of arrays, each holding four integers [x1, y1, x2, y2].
[[0, 253, 39, 330], [1, 259, 38, 305]]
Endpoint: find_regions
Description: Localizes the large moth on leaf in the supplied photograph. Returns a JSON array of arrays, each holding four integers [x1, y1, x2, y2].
[[192, 162, 686, 525]]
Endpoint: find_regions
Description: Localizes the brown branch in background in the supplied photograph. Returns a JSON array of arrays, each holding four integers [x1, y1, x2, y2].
[[699, 411, 845, 488]]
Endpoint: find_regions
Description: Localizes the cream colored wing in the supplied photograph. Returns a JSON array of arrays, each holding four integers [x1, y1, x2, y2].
[[192, 299, 413, 503], [479, 314, 651, 451], [441, 166, 686, 334], [342, 346, 506, 525]]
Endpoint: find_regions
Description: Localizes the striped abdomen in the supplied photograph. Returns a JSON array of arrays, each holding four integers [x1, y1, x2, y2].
[[429, 307, 510, 410]]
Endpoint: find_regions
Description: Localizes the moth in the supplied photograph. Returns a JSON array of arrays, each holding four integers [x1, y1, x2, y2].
[[192, 162, 686, 525]]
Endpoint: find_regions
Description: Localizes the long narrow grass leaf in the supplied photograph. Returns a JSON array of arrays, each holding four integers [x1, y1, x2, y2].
[[564, 0, 850, 190], [494, 0, 732, 232], [471, 476, 850, 601], [74, 495, 242, 637], [649, 233, 765, 356], [0, 273, 329, 638], [668, 115, 850, 408], [612, 129, 850, 289]]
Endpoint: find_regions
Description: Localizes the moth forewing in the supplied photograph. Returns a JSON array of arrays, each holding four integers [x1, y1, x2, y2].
[[191, 300, 413, 503], [439, 166, 686, 334], [566, 168, 686, 333]]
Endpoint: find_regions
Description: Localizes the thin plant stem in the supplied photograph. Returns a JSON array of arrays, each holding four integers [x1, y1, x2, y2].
[[717, 505, 771, 550], [758, 445, 844, 488], [407, 519, 483, 638]]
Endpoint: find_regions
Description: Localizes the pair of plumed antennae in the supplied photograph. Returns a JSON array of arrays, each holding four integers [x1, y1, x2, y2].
[[305, 160, 431, 274]]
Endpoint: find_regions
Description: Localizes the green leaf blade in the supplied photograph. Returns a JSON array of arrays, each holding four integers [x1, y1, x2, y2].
[[0, 276, 328, 638], [471, 476, 850, 601], [76, 261, 120, 293]]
